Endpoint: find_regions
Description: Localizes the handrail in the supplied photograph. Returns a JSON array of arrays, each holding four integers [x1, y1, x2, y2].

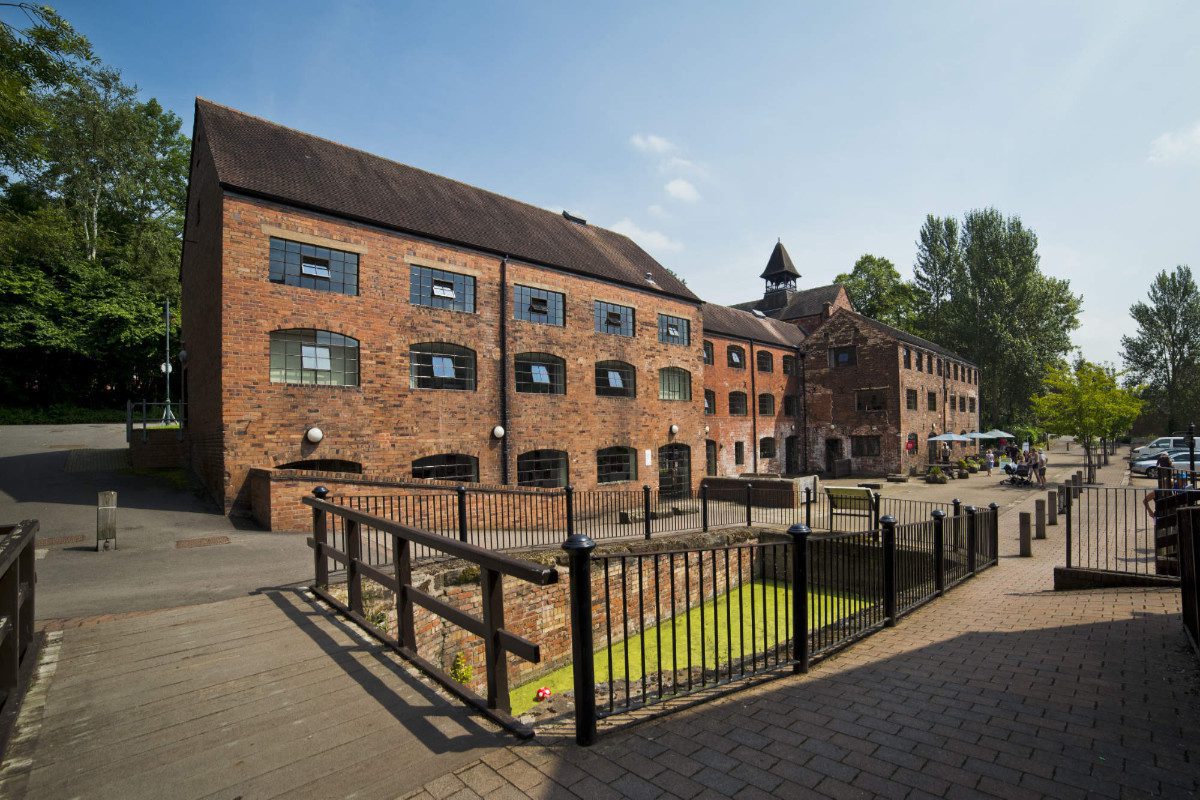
[[0, 519, 39, 760], [303, 496, 557, 585]]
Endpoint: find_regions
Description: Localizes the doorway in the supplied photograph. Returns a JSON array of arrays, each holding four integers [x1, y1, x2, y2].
[[824, 438, 843, 473], [705, 440, 717, 477], [659, 443, 691, 499], [785, 435, 799, 475]]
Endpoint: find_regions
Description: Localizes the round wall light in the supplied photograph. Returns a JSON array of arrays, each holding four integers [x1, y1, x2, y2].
[[305, 427, 324, 444], [492, 425, 506, 439], [669, 424, 680, 435]]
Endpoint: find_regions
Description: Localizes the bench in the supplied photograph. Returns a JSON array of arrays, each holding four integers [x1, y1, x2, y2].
[[824, 486, 877, 526]]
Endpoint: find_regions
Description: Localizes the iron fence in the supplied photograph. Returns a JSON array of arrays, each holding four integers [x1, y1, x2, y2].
[[1064, 485, 1198, 579], [125, 399, 186, 442], [1178, 507, 1200, 654]]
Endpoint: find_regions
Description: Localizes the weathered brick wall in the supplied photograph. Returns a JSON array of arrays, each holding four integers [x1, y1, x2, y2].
[[894, 341, 981, 472], [129, 429, 187, 470], [207, 193, 704, 516], [701, 333, 801, 477]]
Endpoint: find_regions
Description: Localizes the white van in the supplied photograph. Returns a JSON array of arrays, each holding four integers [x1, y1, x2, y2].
[[1132, 437, 1200, 459]]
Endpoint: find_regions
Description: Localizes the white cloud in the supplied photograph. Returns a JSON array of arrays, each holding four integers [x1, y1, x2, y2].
[[659, 156, 705, 177], [630, 133, 675, 154], [1148, 121, 1200, 165], [610, 217, 683, 252], [647, 204, 668, 218], [664, 178, 701, 203]]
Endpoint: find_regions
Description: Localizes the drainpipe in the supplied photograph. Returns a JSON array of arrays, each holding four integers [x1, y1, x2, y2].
[[799, 350, 808, 474], [749, 340, 758, 473], [499, 256, 510, 484]]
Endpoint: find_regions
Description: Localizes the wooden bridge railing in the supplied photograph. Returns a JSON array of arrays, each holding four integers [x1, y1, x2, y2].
[[303, 489, 558, 738], [0, 520, 38, 756]]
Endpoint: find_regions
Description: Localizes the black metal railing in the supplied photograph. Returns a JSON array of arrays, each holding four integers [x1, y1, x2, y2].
[[125, 399, 186, 442], [1178, 506, 1200, 654], [303, 495, 558, 738], [0, 520, 38, 760], [1063, 485, 1198, 579]]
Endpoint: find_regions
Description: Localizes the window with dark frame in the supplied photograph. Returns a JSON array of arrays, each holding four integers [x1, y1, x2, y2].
[[959, 395, 966, 412], [513, 284, 565, 326], [595, 360, 635, 398], [760, 437, 776, 459], [658, 367, 692, 401], [411, 454, 479, 483], [409, 342, 476, 390], [784, 395, 798, 416], [757, 351, 773, 372], [517, 450, 569, 488], [269, 237, 359, 295], [728, 391, 748, 416], [927, 391, 937, 411], [949, 393, 957, 413], [782, 355, 796, 375], [852, 436, 881, 457], [515, 352, 566, 394], [596, 446, 637, 484], [758, 393, 775, 416], [906, 388, 918, 410], [594, 301, 635, 336], [917, 352, 924, 372], [658, 314, 690, 345], [704, 389, 716, 415], [703, 340, 714, 365], [968, 396, 976, 412], [830, 345, 857, 367], [855, 389, 885, 412], [936, 358, 943, 376], [903, 347, 911, 369], [734, 441, 745, 465], [410, 265, 475, 312], [953, 363, 959, 381], [727, 345, 745, 368], [270, 329, 359, 386]]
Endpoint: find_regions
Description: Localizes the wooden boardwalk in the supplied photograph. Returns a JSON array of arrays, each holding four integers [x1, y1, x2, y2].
[[1, 590, 503, 799]]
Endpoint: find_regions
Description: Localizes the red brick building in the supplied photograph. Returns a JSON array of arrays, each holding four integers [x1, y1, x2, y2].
[[181, 100, 705, 515]]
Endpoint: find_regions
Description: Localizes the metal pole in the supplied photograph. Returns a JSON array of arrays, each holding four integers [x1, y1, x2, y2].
[[642, 485, 652, 541], [700, 484, 709, 532], [787, 524, 810, 673], [989, 503, 1000, 562], [804, 486, 812, 528], [1064, 485, 1073, 568], [1190, 422, 1196, 488], [932, 509, 945, 595], [966, 506, 977, 574], [563, 533, 597, 746], [457, 486, 469, 543], [565, 485, 575, 539], [745, 483, 753, 528], [881, 515, 897, 627], [162, 301, 176, 423]]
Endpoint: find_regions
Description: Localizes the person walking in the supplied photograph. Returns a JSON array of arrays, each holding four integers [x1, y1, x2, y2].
[[1036, 448, 1048, 488], [985, 448, 994, 477]]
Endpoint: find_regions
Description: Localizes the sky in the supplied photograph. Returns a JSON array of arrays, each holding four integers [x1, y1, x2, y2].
[[52, 0, 1200, 365]]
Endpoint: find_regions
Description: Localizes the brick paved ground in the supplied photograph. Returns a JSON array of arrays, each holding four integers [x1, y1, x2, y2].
[[402, 452, 1200, 800]]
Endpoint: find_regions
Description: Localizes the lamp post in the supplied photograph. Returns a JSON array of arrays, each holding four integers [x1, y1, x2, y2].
[[161, 301, 177, 424]]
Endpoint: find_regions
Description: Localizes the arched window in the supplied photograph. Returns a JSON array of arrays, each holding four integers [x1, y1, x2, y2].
[[756, 351, 773, 372], [658, 367, 691, 401], [270, 329, 359, 386], [595, 360, 635, 398], [703, 340, 714, 365], [517, 450, 569, 488], [596, 447, 637, 484], [515, 352, 566, 394], [704, 389, 716, 415], [412, 454, 479, 482], [275, 459, 362, 473], [729, 391, 748, 416], [758, 393, 775, 416], [410, 342, 476, 390], [760, 437, 776, 459], [727, 345, 745, 369]]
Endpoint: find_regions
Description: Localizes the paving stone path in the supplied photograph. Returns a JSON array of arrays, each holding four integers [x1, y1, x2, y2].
[[403, 456, 1200, 800]]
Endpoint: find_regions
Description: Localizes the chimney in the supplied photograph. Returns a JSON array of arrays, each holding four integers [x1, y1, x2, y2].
[[823, 301, 833, 319]]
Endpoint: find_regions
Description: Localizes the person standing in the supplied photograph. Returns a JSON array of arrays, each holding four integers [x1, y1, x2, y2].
[[985, 448, 995, 476], [1037, 448, 1047, 488]]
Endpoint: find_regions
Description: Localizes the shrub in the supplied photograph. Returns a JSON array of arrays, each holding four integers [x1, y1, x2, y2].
[[450, 652, 473, 684]]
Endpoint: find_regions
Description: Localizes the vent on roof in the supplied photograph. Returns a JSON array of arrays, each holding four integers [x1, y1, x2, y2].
[[645, 271, 657, 284], [752, 309, 766, 318], [562, 210, 587, 225]]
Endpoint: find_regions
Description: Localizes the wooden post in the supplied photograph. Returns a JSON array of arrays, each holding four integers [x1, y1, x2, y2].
[[312, 487, 329, 588], [346, 519, 363, 615], [1034, 499, 1047, 540], [96, 491, 117, 551], [1019, 512, 1032, 557], [1047, 491, 1058, 526], [481, 567, 510, 714]]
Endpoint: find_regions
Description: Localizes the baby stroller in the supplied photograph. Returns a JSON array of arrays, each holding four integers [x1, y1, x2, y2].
[[1002, 462, 1032, 486]]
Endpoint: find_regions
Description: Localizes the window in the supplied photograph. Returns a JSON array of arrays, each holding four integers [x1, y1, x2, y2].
[[855, 389, 885, 412], [784, 395, 799, 417], [517, 450, 569, 488], [513, 285, 565, 326], [706, 440, 717, 477], [734, 441, 745, 465], [658, 367, 692, 401], [412, 454, 479, 483], [907, 433, 919, 455], [596, 447, 637, 484], [936, 358, 943, 377], [903, 347, 911, 369], [968, 396, 976, 412], [953, 363, 959, 381], [658, 314, 690, 345], [270, 329, 359, 386], [760, 437, 776, 459], [729, 391, 748, 416], [927, 391, 937, 411], [959, 395, 966, 412], [516, 352, 566, 394], [852, 436, 881, 457], [906, 389, 918, 410], [594, 360, 635, 398], [727, 345, 745, 368], [703, 340, 714, 365], [410, 265, 475, 312], [757, 351, 773, 372], [949, 393, 957, 413], [782, 355, 797, 375], [594, 301, 635, 337], [410, 343, 476, 390], [704, 389, 716, 415], [830, 346, 857, 367], [269, 237, 359, 295], [758, 393, 775, 416]]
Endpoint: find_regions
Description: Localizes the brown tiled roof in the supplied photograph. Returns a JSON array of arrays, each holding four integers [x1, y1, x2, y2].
[[759, 240, 800, 280], [194, 99, 699, 302], [813, 309, 978, 368], [732, 283, 846, 321], [700, 303, 805, 348]]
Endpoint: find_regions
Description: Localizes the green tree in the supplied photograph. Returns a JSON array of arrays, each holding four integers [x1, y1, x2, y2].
[[1032, 359, 1143, 481], [834, 254, 919, 328], [1119, 265, 1200, 433], [911, 214, 961, 344]]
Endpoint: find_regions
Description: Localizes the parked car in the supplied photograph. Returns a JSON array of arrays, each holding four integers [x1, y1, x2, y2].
[[1131, 450, 1200, 477], [1131, 437, 1200, 460]]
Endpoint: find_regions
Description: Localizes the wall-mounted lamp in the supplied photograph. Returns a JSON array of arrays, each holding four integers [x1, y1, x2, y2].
[[669, 424, 679, 435], [492, 425, 506, 439], [704, 425, 710, 435], [305, 427, 324, 444]]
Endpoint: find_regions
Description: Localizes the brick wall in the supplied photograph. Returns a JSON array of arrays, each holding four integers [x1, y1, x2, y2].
[[129, 429, 187, 470], [895, 339, 981, 472]]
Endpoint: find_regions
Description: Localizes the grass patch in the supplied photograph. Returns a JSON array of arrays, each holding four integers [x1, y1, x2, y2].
[[509, 580, 865, 715]]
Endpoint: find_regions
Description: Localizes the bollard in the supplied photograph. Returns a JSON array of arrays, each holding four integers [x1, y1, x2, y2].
[[1047, 491, 1058, 526], [563, 533, 597, 746], [1019, 512, 1032, 556], [1034, 499, 1046, 540], [96, 491, 117, 551]]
